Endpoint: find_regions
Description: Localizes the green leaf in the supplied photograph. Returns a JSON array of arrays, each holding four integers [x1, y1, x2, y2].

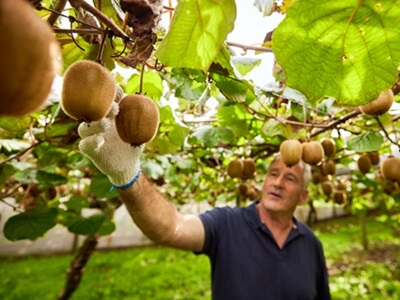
[[231, 56, 262, 77], [217, 104, 249, 137], [65, 195, 90, 213], [90, 173, 118, 199], [126, 71, 164, 101], [97, 219, 116, 236], [142, 159, 165, 178], [0, 163, 17, 185], [261, 119, 291, 141], [155, 0, 237, 71], [346, 131, 384, 152], [0, 139, 30, 154], [273, 0, 400, 105], [191, 125, 236, 147], [66, 213, 105, 235], [168, 68, 207, 101], [4, 207, 58, 241], [36, 171, 68, 188], [211, 72, 256, 103]]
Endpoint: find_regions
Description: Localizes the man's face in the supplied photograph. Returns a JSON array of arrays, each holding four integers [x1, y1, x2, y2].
[[260, 158, 308, 214]]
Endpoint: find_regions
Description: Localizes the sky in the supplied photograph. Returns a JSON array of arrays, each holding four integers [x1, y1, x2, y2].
[[227, 1, 285, 87]]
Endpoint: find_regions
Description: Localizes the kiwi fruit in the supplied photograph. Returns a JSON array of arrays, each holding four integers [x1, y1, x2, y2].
[[241, 158, 256, 179], [380, 156, 400, 181], [311, 170, 322, 184], [238, 182, 250, 196], [279, 139, 302, 167], [227, 158, 244, 178], [61, 60, 116, 122], [333, 191, 346, 204], [301, 141, 324, 165], [321, 159, 336, 175], [336, 181, 346, 191], [367, 151, 380, 165], [357, 155, 371, 174], [359, 89, 394, 116], [321, 138, 336, 157], [0, 0, 61, 117], [115, 94, 160, 146], [321, 180, 333, 196]]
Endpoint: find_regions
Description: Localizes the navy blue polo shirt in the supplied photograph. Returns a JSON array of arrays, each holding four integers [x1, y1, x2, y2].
[[196, 201, 331, 300]]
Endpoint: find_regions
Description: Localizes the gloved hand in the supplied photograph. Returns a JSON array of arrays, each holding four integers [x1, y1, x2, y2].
[[78, 102, 143, 188]]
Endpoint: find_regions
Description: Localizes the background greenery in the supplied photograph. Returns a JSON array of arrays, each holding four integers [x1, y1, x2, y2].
[[1, 212, 399, 300]]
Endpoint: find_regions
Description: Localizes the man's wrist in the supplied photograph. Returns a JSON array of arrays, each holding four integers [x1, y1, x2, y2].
[[110, 169, 142, 192]]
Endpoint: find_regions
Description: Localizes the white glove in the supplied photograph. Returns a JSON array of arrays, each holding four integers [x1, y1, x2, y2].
[[78, 102, 143, 188]]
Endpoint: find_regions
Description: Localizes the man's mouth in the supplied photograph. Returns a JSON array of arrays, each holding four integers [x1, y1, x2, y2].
[[268, 191, 282, 199]]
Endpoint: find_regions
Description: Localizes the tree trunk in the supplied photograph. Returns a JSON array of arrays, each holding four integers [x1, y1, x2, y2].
[[57, 234, 98, 300], [359, 212, 369, 251], [306, 200, 316, 225]]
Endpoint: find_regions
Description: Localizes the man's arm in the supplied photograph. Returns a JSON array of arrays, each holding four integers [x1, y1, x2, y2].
[[119, 174, 205, 252]]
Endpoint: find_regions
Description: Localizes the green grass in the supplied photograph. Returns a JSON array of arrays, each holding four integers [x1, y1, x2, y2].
[[0, 212, 399, 300]]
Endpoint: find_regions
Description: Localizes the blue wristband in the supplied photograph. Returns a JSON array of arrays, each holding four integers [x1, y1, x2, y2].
[[109, 169, 141, 193]]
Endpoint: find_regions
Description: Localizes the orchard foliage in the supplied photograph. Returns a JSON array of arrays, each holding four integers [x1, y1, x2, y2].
[[1, 0, 400, 243]]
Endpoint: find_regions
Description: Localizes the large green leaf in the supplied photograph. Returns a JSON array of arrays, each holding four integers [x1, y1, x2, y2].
[[346, 131, 384, 152], [66, 213, 105, 235], [155, 0, 236, 71], [4, 207, 59, 241], [273, 0, 400, 105], [191, 125, 236, 147], [36, 170, 68, 188]]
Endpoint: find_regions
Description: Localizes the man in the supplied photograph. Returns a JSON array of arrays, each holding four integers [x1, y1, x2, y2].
[[78, 103, 331, 299]]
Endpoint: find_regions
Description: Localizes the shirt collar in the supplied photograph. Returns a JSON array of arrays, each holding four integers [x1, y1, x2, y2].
[[244, 200, 306, 235]]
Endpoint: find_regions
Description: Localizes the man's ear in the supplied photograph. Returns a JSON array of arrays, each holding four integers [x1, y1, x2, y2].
[[297, 189, 309, 206]]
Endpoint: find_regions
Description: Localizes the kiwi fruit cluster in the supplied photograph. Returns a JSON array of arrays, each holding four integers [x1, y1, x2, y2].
[[115, 94, 160, 146], [0, 0, 61, 117], [359, 89, 394, 116], [61, 60, 117, 122], [227, 157, 256, 179], [238, 182, 260, 200], [279, 139, 326, 167]]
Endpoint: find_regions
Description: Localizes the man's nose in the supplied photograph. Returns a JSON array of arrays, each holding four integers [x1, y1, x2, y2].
[[273, 175, 284, 188]]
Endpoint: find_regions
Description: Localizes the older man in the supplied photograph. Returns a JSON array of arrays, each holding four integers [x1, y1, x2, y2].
[[78, 103, 331, 299]]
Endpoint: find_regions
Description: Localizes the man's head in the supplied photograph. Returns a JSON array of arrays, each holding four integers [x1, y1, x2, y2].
[[260, 156, 311, 216]]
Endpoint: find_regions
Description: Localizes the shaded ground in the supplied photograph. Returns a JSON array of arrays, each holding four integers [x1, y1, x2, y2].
[[328, 242, 400, 276]]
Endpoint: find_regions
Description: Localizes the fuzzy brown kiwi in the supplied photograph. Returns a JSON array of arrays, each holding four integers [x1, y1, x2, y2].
[[359, 89, 394, 116], [238, 183, 250, 197], [0, 0, 61, 117], [380, 156, 400, 181], [321, 180, 333, 196], [333, 191, 346, 204], [311, 170, 322, 184], [367, 151, 380, 165], [357, 155, 371, 174], [61, 60, 116, 122], [321, 138, 336, 157], [336, 181, 346, 191], [322, 159, 336, 176], [115, 94, 160, 146], [227, 158, 244, 178], [241, 158, 256, 179], [301, 141, 324, 165], [279, 139, 302, 167]]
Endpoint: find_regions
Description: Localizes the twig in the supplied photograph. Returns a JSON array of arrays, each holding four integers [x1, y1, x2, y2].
[[68, 0, 130, 40], [375, 116, 400, 147], [47, 0, 68, 26]]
